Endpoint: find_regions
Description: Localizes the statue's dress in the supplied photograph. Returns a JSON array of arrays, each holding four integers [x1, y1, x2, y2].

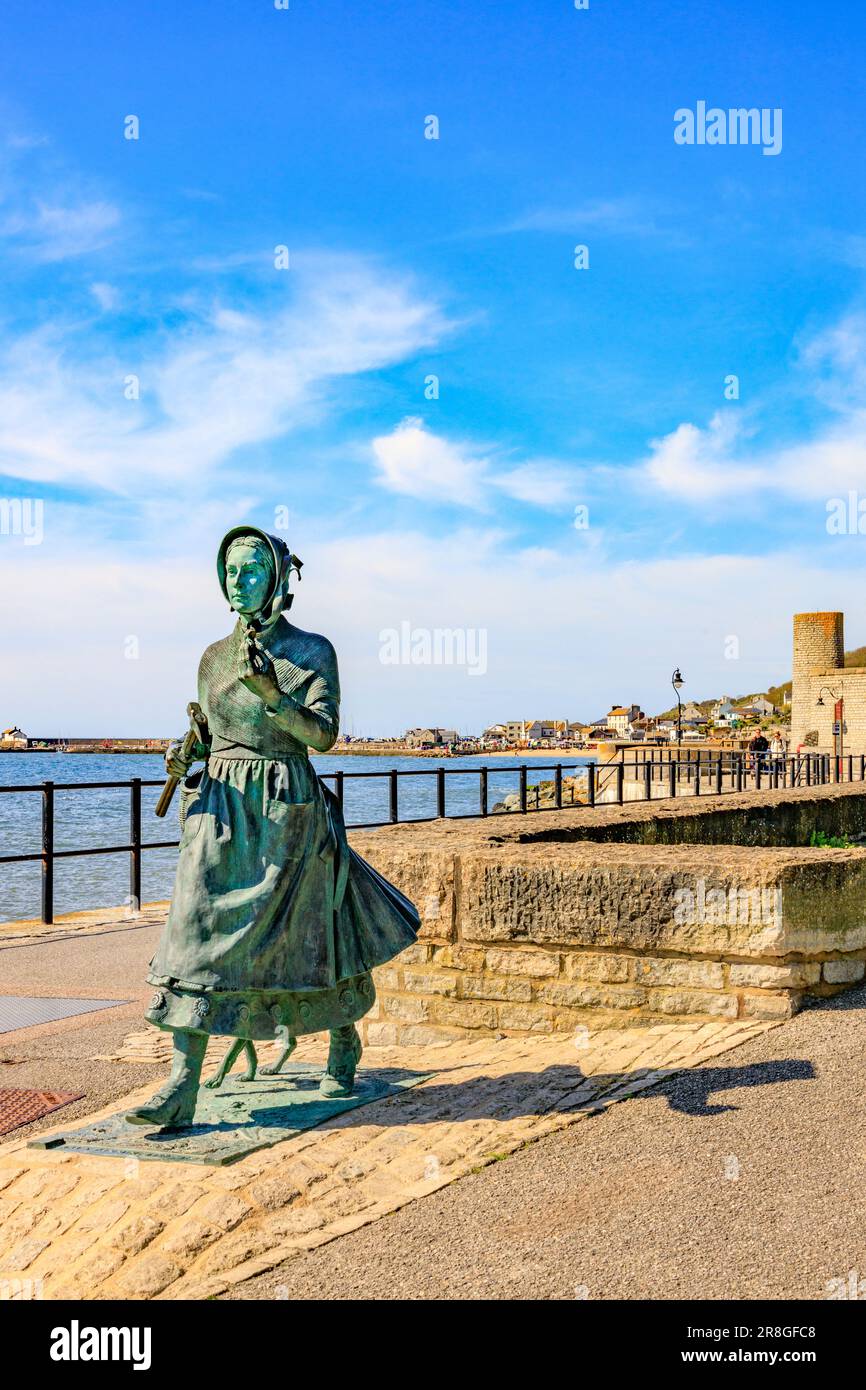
[[145, 615, 419, 1040]]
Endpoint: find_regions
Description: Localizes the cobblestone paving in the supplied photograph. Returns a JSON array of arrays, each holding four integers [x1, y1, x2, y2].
[[0, 1017, 775, 1300]]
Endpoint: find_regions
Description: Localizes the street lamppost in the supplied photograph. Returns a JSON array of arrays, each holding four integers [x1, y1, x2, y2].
[[672, 668, 684, 748], [816, 686, 843, 775]]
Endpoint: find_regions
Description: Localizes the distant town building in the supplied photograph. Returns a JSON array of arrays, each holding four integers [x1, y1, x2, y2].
[[404, 727, 459, 749], [607, 706, 629, 735], [481, 723, 508, 744], [749, 696, 777, 717], [734, 697, 777, 721], [493, 719, 594, 747], [607, 704, 645, 736], [524, 720, 561, 741], [0, 726, 27, 750], [681, 702, 706, 724]]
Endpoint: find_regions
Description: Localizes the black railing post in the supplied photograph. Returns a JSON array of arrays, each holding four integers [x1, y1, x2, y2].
[[480, 767, 488, 816], [644, 760, 652, 800], [436, 767, 446, 818], [390, 769, 399, 822], [519, 766, 527, 814], [587, 763, 596, 807], [669, 759, 676, 799], [41, 780, 54, 925], [616, 762, 624, 805], [861, 755, 865, 782], [129, 777, 142, 914], [335, 769, 344, 809], [715, 756, 723, 795], [736, 754, 743, 793], [848, 754, 853, 784], [554, 764, 562, 809]]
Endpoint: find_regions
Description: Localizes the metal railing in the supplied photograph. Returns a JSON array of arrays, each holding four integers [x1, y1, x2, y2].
[[0, 751, 860, 924]]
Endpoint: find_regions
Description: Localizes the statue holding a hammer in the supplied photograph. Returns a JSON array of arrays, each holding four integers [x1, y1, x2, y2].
[[127, 526, 420, 1129]]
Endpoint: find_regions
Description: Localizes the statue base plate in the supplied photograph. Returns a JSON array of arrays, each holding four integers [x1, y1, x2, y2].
[[27, 1062, 431, 1166]]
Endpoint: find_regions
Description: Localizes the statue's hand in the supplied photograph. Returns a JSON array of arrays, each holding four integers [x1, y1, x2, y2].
[[165, 739, 193, 779], [238, 639, 282, 708]]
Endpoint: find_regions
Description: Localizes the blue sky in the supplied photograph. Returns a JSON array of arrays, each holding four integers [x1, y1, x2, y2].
[[3, 0, 866, 734]]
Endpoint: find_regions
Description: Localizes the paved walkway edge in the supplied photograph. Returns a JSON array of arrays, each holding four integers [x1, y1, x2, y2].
[[0, 1019, 777, 1300]]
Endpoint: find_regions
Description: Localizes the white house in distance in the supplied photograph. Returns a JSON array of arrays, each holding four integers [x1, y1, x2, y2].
[[503, 719, 575, 744], [607, 704, 644, 737], [482, 723, 508, 745], [711, 698, 740, 727]]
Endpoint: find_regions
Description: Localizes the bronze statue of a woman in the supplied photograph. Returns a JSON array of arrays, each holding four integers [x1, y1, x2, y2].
[[126, 525, 420, 1129]]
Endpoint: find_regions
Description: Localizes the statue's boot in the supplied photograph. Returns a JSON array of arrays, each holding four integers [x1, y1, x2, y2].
[[320, 1023, 362, 1098], [126, 1029, 207, 1128]]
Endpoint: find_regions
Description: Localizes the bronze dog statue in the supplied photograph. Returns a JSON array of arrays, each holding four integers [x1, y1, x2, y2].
[[204, 1025, 298, 1089]]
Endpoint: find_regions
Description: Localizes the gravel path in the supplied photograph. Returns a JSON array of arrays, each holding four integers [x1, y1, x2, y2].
[[228, 986, 866, 1301]]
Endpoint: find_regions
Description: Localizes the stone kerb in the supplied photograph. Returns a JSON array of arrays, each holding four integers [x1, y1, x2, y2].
[[349, 783, 866, 1042]]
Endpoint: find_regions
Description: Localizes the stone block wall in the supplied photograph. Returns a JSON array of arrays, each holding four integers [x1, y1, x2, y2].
[[349, 784, 866, 1044]]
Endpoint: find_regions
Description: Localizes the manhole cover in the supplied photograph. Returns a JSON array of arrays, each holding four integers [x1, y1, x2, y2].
[[0, 996, 127, 1033], [0, 1088, 83, 1136]]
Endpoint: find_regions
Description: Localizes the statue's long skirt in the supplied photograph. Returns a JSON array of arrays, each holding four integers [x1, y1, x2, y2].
[[145, 754, 419, 1039]]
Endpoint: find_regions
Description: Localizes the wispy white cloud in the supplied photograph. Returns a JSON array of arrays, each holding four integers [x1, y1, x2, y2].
[[371, 418, 489, 506], [643, 313, 866, 502], [1, 197, 121, 261], [371, 418, 581, 511], [501, 197, 670, 239], [492, 460, 581, 508], [0, 260, 450, 493], [90, 281, 120, 312], [5, 132, 50, 151]]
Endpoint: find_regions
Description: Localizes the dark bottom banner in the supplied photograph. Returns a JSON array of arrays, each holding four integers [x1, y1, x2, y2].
[[2, 1297, 856, 1375]]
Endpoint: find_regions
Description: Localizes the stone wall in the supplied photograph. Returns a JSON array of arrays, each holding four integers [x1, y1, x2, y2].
[[349, 784, 866, 1044]]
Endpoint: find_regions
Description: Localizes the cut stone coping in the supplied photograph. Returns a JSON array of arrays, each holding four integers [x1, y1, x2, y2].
[[344, 783, 866, 1036], [353, 780, 866, 853]]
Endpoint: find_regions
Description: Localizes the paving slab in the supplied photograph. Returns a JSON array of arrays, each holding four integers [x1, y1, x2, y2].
[[0, 1017, 774, 1300]]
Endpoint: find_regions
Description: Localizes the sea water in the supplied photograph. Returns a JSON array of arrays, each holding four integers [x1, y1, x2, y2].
[[0, 751, 592, 923]]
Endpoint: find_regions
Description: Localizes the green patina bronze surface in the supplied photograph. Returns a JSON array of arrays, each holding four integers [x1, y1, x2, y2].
[[33, 1064, 431, 1166], [125, 525, 420, 1127]]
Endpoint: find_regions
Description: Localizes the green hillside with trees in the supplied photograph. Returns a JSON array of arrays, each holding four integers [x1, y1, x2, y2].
[[654, 648, 865, 721]]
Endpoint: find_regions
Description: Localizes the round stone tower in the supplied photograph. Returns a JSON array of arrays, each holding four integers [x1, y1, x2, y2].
[[791, 612, 844, 748]]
